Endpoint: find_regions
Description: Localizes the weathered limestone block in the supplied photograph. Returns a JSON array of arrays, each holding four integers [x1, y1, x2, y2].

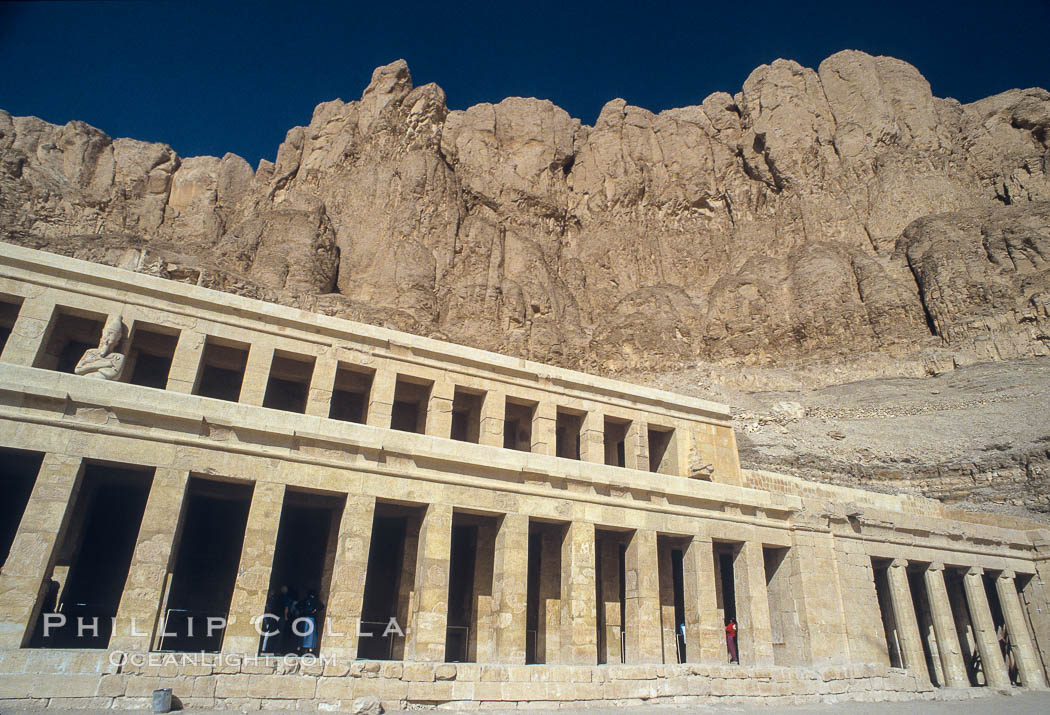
[[366, 368, 397, 429], [0, 295, 55, 366], [625, 420, 649, 471], [165, 329, 205, 394], [223, 481, 285, 654], [734, 541, 775, 666], [0, 453, 83, 648], [682, 536, 723, 664], [405, 503, 453, 662], [492, 513, 529, 663], [961, 567, 1009, 688], [579, 411, 604, 464], [923, 563, 969, 688], [996, 571, 1048, 689], [238, 343, 273, 406], [426, 378, 455, 438], [305, 352, 338, 417], [886, 560, 930, 682], [623, 529, 662, 664], [532, 401, 557, 456], [478, 389, 505, 448], [110, 468, 189, 651], [560, 521, 597, 664], [321, 494, 375, 659]]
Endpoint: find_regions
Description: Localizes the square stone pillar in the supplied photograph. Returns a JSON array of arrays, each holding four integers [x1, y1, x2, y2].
[[579, 411, 604, 463], [366, 368, 397, 429], [532, 401, 557, 456], [320, 495, 375, 659], [492, 513, 529, 664], [470, 522, 497, 662], [559, 520, 597, 664], [682, 535, 723, 664], [305, 352, 338, 417], [886, 560, 930, 681], [924, 563, 971, 688], [165, 330, 206, 393], [791, 531, 849, 665], [625, 420, 649, 471], [426, 379, 455, 439], [392, 518, 420, 661], [110, 469, 190, 652], [238, 344, 273, 406], [599, 537, 623, 664], [996, 571, 1048, 689], [537, 526, 562, 663], [222, 481, 285, 654], [0, 295, 54, 365], [478, 390, 505, 447], [734, 541, 775, 666], [405, 503, 453, 662], [658, 540, 679, 664], [962, 567, 1010, 688], [0, 453, 83, 648], [623, 528, 663, 664]]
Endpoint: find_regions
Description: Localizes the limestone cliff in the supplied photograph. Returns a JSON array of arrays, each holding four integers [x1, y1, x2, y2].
[[3, 51, 1050, 513]]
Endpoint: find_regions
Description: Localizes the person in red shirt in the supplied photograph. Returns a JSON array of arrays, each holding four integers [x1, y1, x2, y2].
[[725, 618, 738, 664]]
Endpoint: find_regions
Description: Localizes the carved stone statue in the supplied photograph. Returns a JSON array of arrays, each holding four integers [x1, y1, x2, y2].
[[74, 314, 127, 381]]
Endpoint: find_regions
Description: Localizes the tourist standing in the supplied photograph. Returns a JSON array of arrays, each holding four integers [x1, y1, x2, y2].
[[726, 618, 739, 664]]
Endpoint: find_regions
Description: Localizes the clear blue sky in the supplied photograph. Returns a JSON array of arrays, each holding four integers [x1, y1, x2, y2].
[[2, 1, 1048, 167]]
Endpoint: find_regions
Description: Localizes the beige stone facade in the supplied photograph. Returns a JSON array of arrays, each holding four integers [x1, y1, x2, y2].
[[0, 243, 1048, 710]]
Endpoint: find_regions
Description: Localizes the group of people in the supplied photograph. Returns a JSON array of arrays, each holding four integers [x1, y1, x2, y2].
[[260, 585, 325, 656]]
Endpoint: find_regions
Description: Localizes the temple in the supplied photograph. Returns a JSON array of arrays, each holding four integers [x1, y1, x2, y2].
[[0, 242, 1048, 710]]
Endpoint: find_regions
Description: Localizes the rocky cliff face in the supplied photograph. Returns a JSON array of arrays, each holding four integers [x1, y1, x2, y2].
[[2, 51, 1049, 513], [3, 50, 1048, 373]]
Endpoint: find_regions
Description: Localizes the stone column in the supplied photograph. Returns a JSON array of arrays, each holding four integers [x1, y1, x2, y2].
[[470, 522, 497, 662], [886, 560, 930, 681], [658, 540, 679, 664], [625, 420, 649, 471], [392, 518, 420, 661], [165, 330, 206, 394], [492, 513, 529, 664], [560, 520, 598, 664], [962, 567, 1009, 688], [110, 469, 189, 652], [532, 401, 557, 456], [537, 527, 561, 663], [478, 390, 505, 448], [996, 571, 1048, 689], [734, 541, 775, 666], [0, 453, 83, 648], [682, 535, 722, 664], [222, 481, 285, 654], [304, 353, 338, 418], [426, 379, 455, 439], [623, 528, 663, 664], [579, 411, 604, 464], [0, 295, 54, 365], [405, 503, 453, 662], [924, 563, 970, 688], [238, 344, 273, 406], [790, 531, 848, 666], [366, 368, 397, 429], [599, 537, 623, 664], [320, 495, 375, 659]]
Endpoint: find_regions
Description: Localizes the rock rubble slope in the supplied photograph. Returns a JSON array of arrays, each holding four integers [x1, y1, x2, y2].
[[2, 51, 1049, 513]]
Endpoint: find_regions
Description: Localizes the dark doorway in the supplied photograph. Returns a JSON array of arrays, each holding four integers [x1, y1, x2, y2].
[[34, 463, 152, 648], [504, 400, 535, 451], [263, 490, 342, 655], [671, 547, 686, 662], [604, 417, 630, 468], [330, 364, 374, 424], [391, 377, 432, 433], [446, 522, 477, 662], [358, 503, 424, 660], [158, 478, 252, 653], [0, 448, 44, 570], [0, 296, 23, 355], [262, 351, 315, 414], [35, 309, 106, 373], [451, 389, 483, 443], [648, 426, 675, 473], [126, 323, 179, 389], [195, 338, 249, 402], [556, 409, 583, 460]]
